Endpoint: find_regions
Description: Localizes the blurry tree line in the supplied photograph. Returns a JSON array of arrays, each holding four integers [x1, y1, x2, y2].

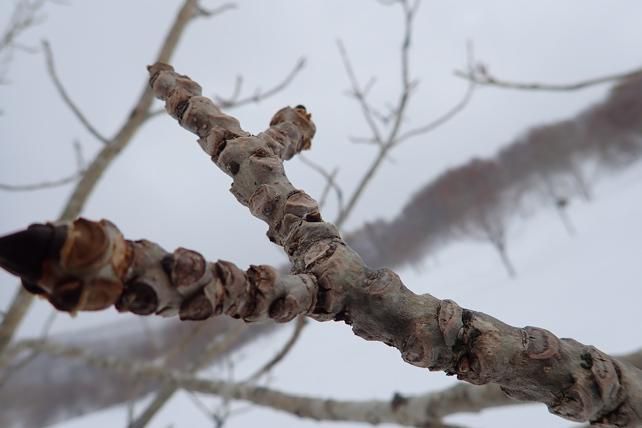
[[347, 76, 642, 276]]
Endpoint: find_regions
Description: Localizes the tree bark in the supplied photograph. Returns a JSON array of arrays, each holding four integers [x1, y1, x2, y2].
[[1, 63, 640, 426]]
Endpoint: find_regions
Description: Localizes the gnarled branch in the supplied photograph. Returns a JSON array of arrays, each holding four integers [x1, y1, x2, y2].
[[0, 64, 640, 426]]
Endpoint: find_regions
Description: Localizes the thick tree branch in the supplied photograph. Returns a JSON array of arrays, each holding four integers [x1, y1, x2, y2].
[[3, 74, 642, 428], [0, 64, 641, 426]]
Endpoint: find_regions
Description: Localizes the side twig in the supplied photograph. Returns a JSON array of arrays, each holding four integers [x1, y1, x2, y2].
[[454, 64, 642, 92], [42, 40, 110, 144], [244, 316, 307, 383]]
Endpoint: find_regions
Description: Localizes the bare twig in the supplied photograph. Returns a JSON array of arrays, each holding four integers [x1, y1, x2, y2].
[[454, 64, 642, 92], [337, 40, 384, 145], [0, 0, 50, 84], [0, 309, 56, 388], [0, 0, 46, 52], [318, 167, 340, 210], [299, 155, 344, 215], [0, 139, 86, 192], [194, 2, 236, 18], [146, 57, 305, 119], [395, 80, 474, 145], [0, 171, 80, 191], [72, 139, 85, 170], [9, 338, 642, 426], [213, 57, 306, 109], [128, 323, 247, 428], [244, 316, 307, 383], [41, 40, 110, 144], [335, 0, 420, 228], [7, 339, 463, 428]]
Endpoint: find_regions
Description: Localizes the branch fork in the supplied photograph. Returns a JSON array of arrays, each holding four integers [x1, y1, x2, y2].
[[0, 63, 640, 426]]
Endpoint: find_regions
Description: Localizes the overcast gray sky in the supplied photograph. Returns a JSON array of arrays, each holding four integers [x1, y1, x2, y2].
[[1, 1, 642, 427]]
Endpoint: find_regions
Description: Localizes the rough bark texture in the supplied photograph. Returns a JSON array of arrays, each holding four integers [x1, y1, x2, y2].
[[1, 64, 641, 427], [3, 75, 640, 428]]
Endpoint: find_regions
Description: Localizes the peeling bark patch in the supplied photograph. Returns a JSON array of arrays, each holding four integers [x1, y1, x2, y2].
[[438, 299, 463, 347], [284, 191, 320, 221], [175, 99, 190, 123], [400, 335, 425, 366], [587, 347, 622, 407], [228, 161, 240, 175], [523, 326, 560, 360], [249, 185, 281, 221], [60, 217, 109, 270], [169, 247, 206, 291], [48, 279, 83, 312], [179, 291, 213, 321], [581, 351, 594, 370], [116, 281, 158, 315], [212, 139, 227, 162], [80, 279, 124, 311]]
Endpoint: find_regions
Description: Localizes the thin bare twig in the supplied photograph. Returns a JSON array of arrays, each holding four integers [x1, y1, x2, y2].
[[335, 2, 476, 230], [0, 0, 46, 52], [0, 309, 56, 388], [394, 80, 475, 145], [194, 2, 236, 18], [72, 139, 85, 170], [454, 64, 642, 92], [42, 40, 110, 144], [0, 139, 85, 191], [0, 0, 51, 85], [213, 57, 306, 109], [0, 171, 80, 191], [299, 155, 344, 215], [128, 323, 247, 428], [318, 167, 340, 210], [337, 40, 384, 145], [244, 316, 307, 383], [9, 339, 465, 428], [146, 57, 306, 119], [334, 0, 420, 228]]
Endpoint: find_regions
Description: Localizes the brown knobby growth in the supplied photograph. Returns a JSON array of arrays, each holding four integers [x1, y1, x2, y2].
[[0, 63, 640, 427]]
